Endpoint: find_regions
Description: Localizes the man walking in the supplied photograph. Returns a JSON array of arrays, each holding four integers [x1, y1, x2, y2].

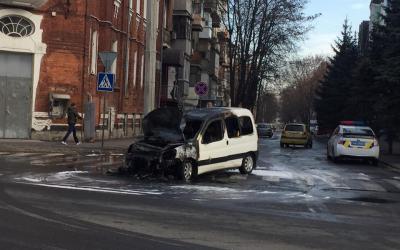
[[62, 103, 81, 145]]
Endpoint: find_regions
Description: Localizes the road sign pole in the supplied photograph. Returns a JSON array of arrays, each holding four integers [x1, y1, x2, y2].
[[101, 93, 106, 150], [98, 52, 117, 150]]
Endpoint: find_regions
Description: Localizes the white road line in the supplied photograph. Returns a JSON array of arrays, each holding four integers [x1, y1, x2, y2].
[[5, 204, 86, 230], [19, 182, 163, 195], [8, 153, 41, 157]]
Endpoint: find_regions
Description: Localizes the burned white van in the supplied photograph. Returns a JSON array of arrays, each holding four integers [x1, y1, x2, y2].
[[125, 107, 258, 181]]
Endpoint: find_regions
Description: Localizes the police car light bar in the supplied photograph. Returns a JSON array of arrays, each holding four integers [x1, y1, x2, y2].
[[340, 121, 366, 126]]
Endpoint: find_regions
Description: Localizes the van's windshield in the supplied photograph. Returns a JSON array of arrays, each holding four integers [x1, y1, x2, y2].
[[183, 119, 203, 140]]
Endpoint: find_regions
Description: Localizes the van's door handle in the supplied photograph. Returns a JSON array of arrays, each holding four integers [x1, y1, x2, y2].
[[226, 140, 229, 145]]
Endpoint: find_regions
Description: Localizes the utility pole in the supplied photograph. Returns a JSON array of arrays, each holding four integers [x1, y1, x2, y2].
[[143, 0, 158, 115]]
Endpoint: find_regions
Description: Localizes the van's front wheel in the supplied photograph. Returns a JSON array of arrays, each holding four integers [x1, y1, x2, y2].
[[177, 160, 195, 182], [240, 154, 254, 174]]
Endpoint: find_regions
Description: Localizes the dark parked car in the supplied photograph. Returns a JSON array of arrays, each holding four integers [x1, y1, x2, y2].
[[257, 123, 274, 138]]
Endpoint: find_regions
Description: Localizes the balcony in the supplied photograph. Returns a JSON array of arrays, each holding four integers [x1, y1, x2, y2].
[[173, 0, 192, 17], [163, 29, 172, 47], [204, 0, 222, 27], [0, 0, 48, 9], [199, 12, 212, 39], [192, 14, 203, 32], [204, 0, 217, 11]]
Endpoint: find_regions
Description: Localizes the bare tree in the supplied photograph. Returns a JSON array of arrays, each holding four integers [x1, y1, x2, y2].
[[220, 0, 318, 110], [256, 91, 279, 123], [280, 56, 327, 124]]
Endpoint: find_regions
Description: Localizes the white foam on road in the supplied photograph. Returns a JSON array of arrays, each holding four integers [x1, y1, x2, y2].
[[171, 185, 241, 193], [252, 170, 294, 179], [16, 171, 89, 183], [170, 185, 277, 195], [19, 177, 44, 183], [46, 171, 89, 181], [354, 173, 371, 181], [387, 179, 400, 189]]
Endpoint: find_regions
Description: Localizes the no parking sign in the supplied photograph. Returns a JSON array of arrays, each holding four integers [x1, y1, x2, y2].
[[194, 82, 208, 96]]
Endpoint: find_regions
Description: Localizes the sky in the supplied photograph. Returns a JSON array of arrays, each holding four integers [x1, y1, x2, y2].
[[299, 0, 371, 57]]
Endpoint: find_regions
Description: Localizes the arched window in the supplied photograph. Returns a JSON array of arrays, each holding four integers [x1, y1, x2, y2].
[[0, 15, 34, 37]]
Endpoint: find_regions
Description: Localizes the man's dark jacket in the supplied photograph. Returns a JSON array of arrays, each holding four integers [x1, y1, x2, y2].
[[67, 106, 80, 124]]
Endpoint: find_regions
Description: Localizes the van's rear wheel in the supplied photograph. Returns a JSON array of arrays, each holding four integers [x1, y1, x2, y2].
[[240, 154, 254, 174]]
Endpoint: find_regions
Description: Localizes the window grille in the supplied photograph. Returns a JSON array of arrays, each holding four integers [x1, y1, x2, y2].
[[0, 15, 34, 37]]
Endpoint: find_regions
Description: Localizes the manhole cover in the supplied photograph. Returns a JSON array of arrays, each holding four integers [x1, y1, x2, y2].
[[346, 197, 396, 204]]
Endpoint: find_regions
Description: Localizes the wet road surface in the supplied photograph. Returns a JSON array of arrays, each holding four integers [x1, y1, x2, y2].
[[1, 135, 400, 249]]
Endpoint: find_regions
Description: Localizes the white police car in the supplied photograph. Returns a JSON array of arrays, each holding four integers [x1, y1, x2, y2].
[[327, 121, 380, 165]]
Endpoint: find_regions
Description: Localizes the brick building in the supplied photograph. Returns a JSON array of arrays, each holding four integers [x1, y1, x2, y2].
[[0, 0, 167, 140]]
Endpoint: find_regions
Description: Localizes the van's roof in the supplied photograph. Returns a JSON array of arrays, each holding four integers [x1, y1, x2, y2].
[[185, 107, 253, 120]]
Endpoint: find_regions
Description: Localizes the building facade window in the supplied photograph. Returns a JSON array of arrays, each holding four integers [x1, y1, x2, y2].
[[143, 0, 148, 19], [111, 40, 118, 74], [140, 53, 144, 87], [114, 0, 121, 18], [133, 51, 138, 86], [193, 0, 204, 17], [136, 0, 141, 15], [173, 16, 191, 40], [163, 0, 169, 29], [90, 30, 98, 75], [0, 15, 35, 37]]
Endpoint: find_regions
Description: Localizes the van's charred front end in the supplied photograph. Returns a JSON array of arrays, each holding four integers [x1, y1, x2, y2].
[[125, 142, 196, 176], [124, 107, 198, 178]]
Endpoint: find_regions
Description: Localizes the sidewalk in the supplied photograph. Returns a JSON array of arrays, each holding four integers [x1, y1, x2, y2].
[[380, 154, 400, 171], [0, 137, 139, 155]]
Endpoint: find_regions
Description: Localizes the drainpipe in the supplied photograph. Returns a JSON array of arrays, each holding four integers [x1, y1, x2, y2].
[[144, 0, 158, 115], [124, 0, 133, 98], [158, 0, 165, 108], [80, 0, 88, 140]]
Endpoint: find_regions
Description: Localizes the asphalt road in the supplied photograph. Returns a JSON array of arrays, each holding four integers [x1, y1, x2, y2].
[[1, 135, 400, 250]]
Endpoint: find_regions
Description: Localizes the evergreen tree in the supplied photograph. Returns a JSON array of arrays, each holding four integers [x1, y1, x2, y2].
[[348, 57, 378, 123], [373, 0, 400, 153], [314, 19, 359, 131]]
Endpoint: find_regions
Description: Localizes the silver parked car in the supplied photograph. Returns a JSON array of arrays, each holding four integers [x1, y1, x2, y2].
[[257, 123, 274, 138]]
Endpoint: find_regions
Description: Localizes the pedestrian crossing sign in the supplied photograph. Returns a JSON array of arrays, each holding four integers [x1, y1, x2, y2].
[[97, 72, 115, 92]]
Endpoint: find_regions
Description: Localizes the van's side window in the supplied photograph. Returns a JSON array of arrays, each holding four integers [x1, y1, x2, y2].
[[225, 116, 240, 138], [239, 116, 253, 135], [203, 120, 224, 144]]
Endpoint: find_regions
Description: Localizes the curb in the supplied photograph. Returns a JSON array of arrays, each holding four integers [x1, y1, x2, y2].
[[0, 143, 129, 156], [379, 159, 400, 173], [0, 147, 126, 156]]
